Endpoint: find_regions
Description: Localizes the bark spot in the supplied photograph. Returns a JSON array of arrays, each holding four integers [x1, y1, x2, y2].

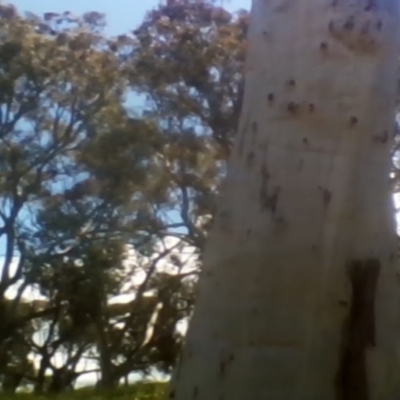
[[302, 137, 309, 144], [318, 186, 332, 206], [287, 79, 296, 87], [350, 116, 358, 126], [268, 93, 275, 102], [329, 11, 382, 54], [343, 16, 355, 31], [246, 151, 256, 169], [336, 258, 380, 400], [272, 0, 291, 13], [323, 188, 332, 206], [218, 352, 236, 382], [372, 130, 388, 143], [287, 102, 298, 114], [320, 41, 328, 50]]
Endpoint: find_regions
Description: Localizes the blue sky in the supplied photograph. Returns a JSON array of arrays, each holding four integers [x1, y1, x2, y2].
[[11, 0, 251, 35]]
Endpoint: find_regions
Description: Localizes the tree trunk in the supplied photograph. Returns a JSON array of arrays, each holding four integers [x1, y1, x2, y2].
[[95, 315, 117, 389], [169, 1, 400, 399], [34, 355, 50, 394]]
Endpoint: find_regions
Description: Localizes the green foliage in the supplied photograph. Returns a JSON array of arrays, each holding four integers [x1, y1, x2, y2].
[[125, 0, 249, 250]]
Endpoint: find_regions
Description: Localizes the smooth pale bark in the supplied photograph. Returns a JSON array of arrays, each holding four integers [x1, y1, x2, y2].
[[169, 1, 400, 399]]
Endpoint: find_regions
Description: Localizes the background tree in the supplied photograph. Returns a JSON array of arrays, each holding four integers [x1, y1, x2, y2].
[[0, 2, 125, 342], [0, 5, 164, 391], [0, 2, 213, 391], [126, 0, 249, 251]]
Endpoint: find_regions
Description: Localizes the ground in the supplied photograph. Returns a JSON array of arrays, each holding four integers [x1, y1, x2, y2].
[[4, 382, 167, 400]]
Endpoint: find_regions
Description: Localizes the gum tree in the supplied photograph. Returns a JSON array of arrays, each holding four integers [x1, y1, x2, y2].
[[169, 0, 400, 399]]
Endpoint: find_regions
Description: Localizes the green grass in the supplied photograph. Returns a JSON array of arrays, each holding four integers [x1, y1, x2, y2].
[[5, 382, 168, 400]]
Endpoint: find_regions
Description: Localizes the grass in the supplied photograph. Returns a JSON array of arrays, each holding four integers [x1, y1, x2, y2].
[[5, 382, 168, 400]]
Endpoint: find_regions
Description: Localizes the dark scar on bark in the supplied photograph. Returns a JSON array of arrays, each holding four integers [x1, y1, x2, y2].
[[246, 151, 256, 168], [335, 258, 380, 400], [237, 112, 251, 159], [192, 386, 199, 398], [259, 162, 270, 209], [259, 162, 280, 214]]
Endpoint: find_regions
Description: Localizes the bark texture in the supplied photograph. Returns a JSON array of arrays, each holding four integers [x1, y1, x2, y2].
[[168, 0, 400, 399]]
